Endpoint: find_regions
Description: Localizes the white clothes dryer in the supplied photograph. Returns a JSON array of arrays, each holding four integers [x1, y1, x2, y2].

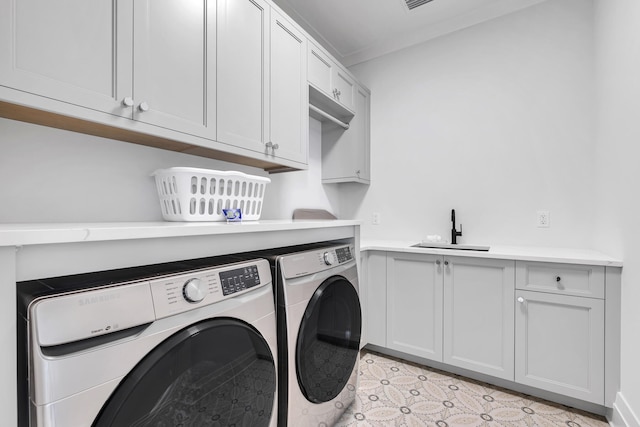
[[18, 256, 278, 427], [262, 242, 362, 427]]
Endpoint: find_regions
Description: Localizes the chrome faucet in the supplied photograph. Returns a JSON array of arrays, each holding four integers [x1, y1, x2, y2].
[[451, 209, 462, 244]]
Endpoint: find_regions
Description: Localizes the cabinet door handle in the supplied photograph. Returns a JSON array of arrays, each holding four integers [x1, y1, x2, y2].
[[444, 260, 449, 266], [138, 102, 150, 112], [122, 97, 134, 107], [435, 260, 441, 265], [517, 297, 525, 304], [265, 142, 278, 152], [556, 276, 561, 282]]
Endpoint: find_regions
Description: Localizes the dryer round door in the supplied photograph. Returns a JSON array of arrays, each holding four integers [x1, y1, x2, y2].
[[93, 318, 276, 427], [296, 275, 362, 403]]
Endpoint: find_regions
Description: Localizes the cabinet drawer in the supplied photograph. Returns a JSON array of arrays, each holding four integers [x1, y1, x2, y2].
[[515, 262, 604, 299]]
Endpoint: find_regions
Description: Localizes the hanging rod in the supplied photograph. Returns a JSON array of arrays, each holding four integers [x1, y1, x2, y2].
[[309, 104, 350, 130]]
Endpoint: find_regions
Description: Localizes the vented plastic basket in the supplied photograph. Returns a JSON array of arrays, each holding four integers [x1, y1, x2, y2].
[[152, 167, 270, 222]]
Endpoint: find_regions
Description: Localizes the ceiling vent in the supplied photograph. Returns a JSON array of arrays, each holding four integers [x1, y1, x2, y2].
[[404, 0, 436, 11]]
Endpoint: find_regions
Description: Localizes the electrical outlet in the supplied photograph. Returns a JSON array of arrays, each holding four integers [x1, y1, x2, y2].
[[372, 212, 381, 225], [536, 210, 550, 228]]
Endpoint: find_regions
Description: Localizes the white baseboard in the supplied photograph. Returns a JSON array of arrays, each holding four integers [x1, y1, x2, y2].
[[610, 393, 640, 427]]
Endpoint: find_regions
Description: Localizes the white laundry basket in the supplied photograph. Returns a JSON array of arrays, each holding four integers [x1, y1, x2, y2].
[[152, 167, 270, 221]]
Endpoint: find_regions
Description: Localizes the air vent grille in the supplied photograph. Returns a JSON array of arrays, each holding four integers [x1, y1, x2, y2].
[[405, 0, 436, 11]]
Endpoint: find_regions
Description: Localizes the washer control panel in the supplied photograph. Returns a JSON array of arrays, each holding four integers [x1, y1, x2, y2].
[[150, 259, 270, 319], [219, 264, 261, 296], [182, 278, 207, 303], [335, 246, 353, 263], [29, 259, 271, 346], [323, 251, 336, 265]]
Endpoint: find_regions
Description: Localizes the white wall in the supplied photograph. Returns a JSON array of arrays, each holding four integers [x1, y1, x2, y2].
[[594, 1, 640, 425], [261, 117, 340, 219], [0, 117, 337, 223], [344, 0, 596, 248]]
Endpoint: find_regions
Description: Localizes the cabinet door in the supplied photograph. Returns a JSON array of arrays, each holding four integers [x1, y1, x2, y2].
[[515, 290, 604, 404], [443, 257, 515, 380], [332, 66, 355, 111], [307, 42, 332, 96], [132, 0, 216, 139], [364, 251, 387, 347], [269, 11, 307, 164], [386, 253, 442, 361], [0, 0, 132, 117], [217, 0, 270, 152], [321, 83, 370, 183], [355, 85, 371, 181]]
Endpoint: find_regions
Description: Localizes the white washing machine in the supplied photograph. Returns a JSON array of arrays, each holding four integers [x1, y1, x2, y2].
[[265, 242, 362, 427], [17, 256, 278, 427]]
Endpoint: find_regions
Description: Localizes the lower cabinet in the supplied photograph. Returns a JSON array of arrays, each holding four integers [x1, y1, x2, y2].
[[515, 262, 606, 404], [365, 251, 613, 407], [386, 252, 443, 360], [443, 257, 515, 380], [364, 251, 388, 348], [385, 252, 515, 380]]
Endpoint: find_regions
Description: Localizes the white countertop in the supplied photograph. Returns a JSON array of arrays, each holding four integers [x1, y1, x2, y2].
[[362, 239, 623, 267], [0, 220, 362, 247]]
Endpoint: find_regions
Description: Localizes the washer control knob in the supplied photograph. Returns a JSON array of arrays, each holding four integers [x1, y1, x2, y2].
[[183, 278, 206, 303], [323, 251, 336, 266]]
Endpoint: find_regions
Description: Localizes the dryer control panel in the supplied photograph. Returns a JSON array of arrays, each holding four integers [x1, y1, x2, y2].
[[280, 244, 355, 279]]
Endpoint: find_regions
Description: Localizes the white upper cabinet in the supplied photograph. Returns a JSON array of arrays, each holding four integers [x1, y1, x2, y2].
[[0, 0, 323, 171], [308, 42, 333, 95], [0, 0, 132, 116], [322, 83, 370, 184], [307, 41, 355, 113], [0, 0, 216, 138], [269, 10, 307, 164], [132, 0, 216, 139], [217, 0, 270, 153], [332, 66, 355, 111]]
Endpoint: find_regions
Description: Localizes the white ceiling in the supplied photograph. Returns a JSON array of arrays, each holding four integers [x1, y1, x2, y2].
[[271, 0, 550, 67]]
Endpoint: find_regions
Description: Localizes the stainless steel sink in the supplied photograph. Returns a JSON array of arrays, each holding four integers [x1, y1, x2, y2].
[[412, 242, 490, 251]]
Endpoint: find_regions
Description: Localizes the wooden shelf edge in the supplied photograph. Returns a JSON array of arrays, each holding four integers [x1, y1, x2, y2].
[[0, 100, 300, 173]]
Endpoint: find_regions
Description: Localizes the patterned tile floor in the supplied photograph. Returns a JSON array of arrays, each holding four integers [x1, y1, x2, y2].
[[335, 351, 609, 427]]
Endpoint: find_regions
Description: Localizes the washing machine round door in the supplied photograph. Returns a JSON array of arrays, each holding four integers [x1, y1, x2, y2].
[[93, 318, 276, 427], [296, 275, 362, 403]]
